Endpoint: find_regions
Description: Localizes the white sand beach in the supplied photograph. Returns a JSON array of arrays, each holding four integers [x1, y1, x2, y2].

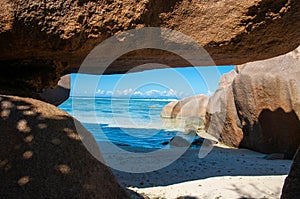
[[129, 175, 288, 199], [105, 144, 292, 199]]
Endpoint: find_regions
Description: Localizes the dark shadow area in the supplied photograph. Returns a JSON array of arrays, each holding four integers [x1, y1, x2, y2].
[[39, 74, 71, 106], [112, 143, 291, 188], [281, 146, 300, 199], [125, 188, 146, 199], [241, 0, 288, 32], [0, 60, 58, 96], [177, 196, 199, 199], [101, 48, 193, 75], [39, 86, 70, 106], [0, 95, 128, 198], [241, 108, 300, 159]]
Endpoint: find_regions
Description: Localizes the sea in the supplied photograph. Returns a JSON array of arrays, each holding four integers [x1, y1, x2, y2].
[[59, 97, 201, 149]]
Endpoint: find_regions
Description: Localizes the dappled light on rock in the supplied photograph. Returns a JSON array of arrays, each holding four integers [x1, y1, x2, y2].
[[0, 95, 129, 198], [1, 100, 13, 119], [16, 119, 31, 133], [22, 151, 33, 160], [56, 164, 71, 174], [17, 176, 30, 186]]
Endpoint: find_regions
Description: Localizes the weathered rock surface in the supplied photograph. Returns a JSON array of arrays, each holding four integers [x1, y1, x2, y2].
[[0, 95, 129, 199], [0, 0, 300, 96], [233, 46, 300, 158], [281, 146, 300, 199], [160, 101, 179, 119], [205, 70, 243, 147], [161, 94, 209, 119], [161, 95, 208, 135], [39, 74, 71, 106]]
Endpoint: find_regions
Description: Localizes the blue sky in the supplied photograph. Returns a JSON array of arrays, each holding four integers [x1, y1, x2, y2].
[[71, 66, 234, 99]]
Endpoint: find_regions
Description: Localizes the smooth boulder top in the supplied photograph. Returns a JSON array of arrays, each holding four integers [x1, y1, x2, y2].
[[161, 94, 209, 119]]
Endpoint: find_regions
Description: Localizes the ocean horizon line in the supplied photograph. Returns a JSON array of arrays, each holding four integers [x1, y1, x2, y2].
[[69, 96, 179, 101]]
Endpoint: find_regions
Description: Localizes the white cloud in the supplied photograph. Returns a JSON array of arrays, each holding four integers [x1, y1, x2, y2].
[[96, 89, 105, 95], [114, 89, 134, 97], [166, 89, 176, 97], [123, 88, 134, 95], [144, 89, 162, 97], [94, 88, 196, 99], [133, 91, 143, 96]]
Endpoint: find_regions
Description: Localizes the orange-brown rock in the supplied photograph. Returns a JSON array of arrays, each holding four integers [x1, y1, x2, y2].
[[161, 94, 209, 135], [161, 94, 209, 119], [160, 101, 179, 119], [205, 70, 243, 147], [0, 95, 129, 199], [0, 0, 300, 96], [233, 46, 300, 158]]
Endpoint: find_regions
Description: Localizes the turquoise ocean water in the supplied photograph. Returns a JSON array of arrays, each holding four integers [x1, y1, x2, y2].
[[59, 97, 199, 148]]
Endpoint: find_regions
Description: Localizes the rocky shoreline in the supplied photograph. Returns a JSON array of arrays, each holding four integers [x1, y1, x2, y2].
[[161, 46, 300, 159]]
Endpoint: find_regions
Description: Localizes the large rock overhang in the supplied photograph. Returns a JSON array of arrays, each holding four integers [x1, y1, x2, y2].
[[0, 0, 299, 96]]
